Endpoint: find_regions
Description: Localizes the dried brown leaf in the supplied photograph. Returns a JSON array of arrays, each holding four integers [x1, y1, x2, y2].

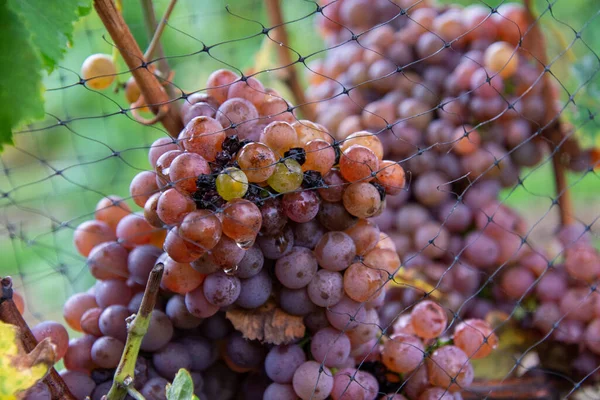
[[226, 300, 305, 345]]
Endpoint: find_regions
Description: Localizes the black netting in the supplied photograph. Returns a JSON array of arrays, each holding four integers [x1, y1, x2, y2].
[[2, 0, 600, 399]]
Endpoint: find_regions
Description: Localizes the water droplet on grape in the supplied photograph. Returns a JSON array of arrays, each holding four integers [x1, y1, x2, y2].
[[275, 232, 288, 252], [224, 264, 239, 275], [236, 239, 254, 250]]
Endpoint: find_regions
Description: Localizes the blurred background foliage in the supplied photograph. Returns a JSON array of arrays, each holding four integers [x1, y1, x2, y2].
[[0, 0, 598, 329]]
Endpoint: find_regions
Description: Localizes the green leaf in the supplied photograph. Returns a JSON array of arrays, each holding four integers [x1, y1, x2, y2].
[[7, 0, 93, 72], [166, 369, 196, 400], [0, 2, 45, 150]]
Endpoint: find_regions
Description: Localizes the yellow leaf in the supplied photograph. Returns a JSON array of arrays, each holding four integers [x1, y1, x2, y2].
[[0, 321, 55, 398]]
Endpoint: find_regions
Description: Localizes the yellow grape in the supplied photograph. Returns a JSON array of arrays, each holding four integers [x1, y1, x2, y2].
[[81, 54, 116, 90], [266, 159, 303, 193], [216, 167, 249, 200], [483, 41, 519, 79]]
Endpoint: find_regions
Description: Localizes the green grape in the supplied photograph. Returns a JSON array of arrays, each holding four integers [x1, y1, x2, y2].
[[216, 167, 249, 201], [267, 159, 303, 193]]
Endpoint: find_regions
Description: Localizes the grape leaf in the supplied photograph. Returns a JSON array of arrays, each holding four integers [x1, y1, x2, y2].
[[0, 3, 45, 150], [6, 0, 92, 72], [166, 369, 196, 400], [0, 320, 56, 398]]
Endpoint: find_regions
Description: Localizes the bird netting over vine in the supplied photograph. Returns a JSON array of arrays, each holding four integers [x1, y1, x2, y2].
[[1, 0, 600, 399]]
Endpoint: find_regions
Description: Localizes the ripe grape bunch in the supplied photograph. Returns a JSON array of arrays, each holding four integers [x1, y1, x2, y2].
[[21, 69, 496, 400], [306, 0, 599, 384]]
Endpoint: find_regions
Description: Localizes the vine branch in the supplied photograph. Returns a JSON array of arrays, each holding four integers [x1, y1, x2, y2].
[[94, 0, 183, 138], [0, 277, 75, 400], [105, 263, 164, 400], [522, 0, 574, 226], [264, 0, 316, 121]]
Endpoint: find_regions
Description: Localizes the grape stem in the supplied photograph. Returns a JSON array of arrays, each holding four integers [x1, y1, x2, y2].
[[93, 0, 183, 138], [143, 0, 177, 64], [0, 277, 76, 400], [140, 0, 177, 101], [522, 0, 574, 226], [105, 263, 165, 400], [264, 0, 316, 121]]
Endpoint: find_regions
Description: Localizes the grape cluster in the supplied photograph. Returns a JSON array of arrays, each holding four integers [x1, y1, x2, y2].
[[307, 0, 598, 384], [21, 70, 498, 400]]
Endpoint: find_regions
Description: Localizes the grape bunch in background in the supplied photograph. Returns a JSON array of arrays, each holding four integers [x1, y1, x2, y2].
[[22, 68, 501, 400], [307, 0, 598, 383]]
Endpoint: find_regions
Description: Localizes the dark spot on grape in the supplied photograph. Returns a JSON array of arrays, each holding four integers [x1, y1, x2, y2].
[[284, 147, 306, 165], [302, 170, 324, 189]]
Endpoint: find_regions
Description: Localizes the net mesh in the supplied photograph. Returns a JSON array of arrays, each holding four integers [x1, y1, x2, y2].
[[3, 0, 600, 399]]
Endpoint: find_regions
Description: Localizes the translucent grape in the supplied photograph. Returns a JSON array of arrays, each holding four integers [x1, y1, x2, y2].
[[63, 293, 98, 331], [344, 218, 380, 256], [339, 145, 379, 183], [411, 300, 448, 339], [237, 142, 277, 182], [267, 159, 304, 193], [222, 198, 262, 247], [292, 361, 334, 400], [275, 246, 318, 289], [91, 336, 125, 369], [63, 335, 96, 373], [381, 333, 425, 374], [260, 197, 288, 235], [162, 256, 206, 294], [95, 279, 133, 308], [343, 262, 387, 303], [307, 269, 344, 307], [168, 152, 210, 193], [236, 269, 272, 309], [427, 345, 474, 392], [165, 294, 203, 329], [260, 121, 298, 157], [314, 231, 356, 271], [319, 169, 346, 203], [282, 190, 321, 223], [318, 201, 358, 231], [179, 209, 222, 252], [216, 97, 259, 128], [81, 54, 116, 90], [303, 139, 336, 175], [209, 234, 247, 269], [227, 77, 266, 107], [179, 116, 225, 161], [375, 160, 406, 195], [153, 342, 193, 380], [265, 344, 307, 383], [216, 167, 249, 200], [156, 188, 196, 226], [98, 305, 129, 341], [311, 327, 351, 368], [280, 287, 316, 316], [292, 120, 333, 146], [264, 383, 298, 400], [203, 271, 241, 307], [60, 371, 96, 399], [206, 69, 239, 103], [31, 321, 69, 360], [80, 307, 102, 336], [453, 319, 498, 359], [484, 41, 519, 78], [342, 182, 382, 218], [292, 219, 325, 249], [95, 195, 131, 231], [155, 149, 183, 188], [87, 242, 129, 280], [164, 228, 203, 263], [130, 170, 160, 208], [127, 244, 162, 285], [143, 192, 163, 228], [116, 213, 154, 248], [73, 220, 116, 257], [140, 310, 174, 352]]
